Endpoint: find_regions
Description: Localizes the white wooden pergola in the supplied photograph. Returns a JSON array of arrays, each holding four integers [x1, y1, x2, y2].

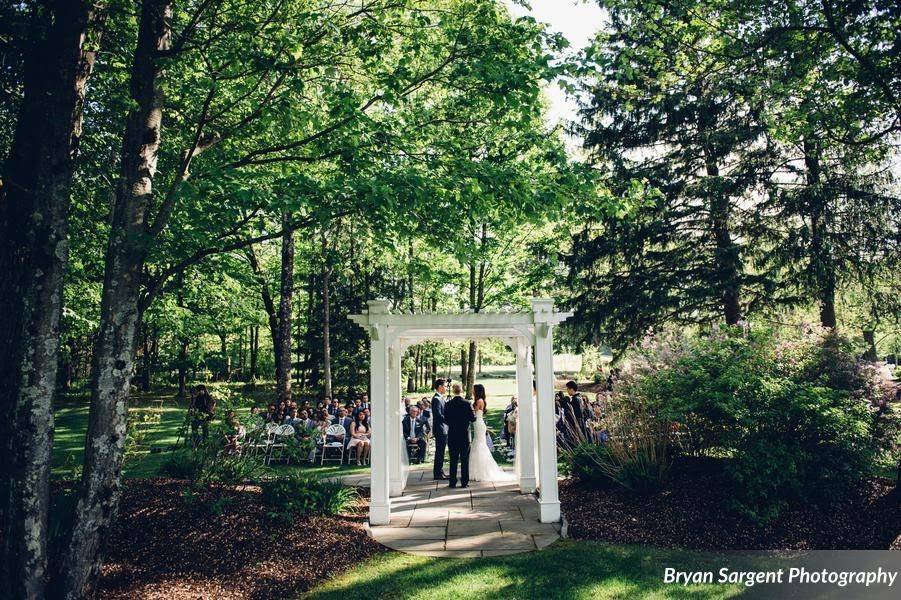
[[349, 297, 572, 526]]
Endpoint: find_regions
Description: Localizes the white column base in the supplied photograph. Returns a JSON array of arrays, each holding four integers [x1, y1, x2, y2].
[[538, 500, 560, 523], [390, 479, 404, 496], [519, 476, 537, 494], [370, 501, 391, 525]]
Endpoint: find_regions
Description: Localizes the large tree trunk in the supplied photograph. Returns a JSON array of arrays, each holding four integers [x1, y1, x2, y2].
[[59, 2, 171, 596], [245, 247, 280, 380], [321, 234, 332, 399], [0, 2, 103, 597], [803, 139, 837, 328], [276, 212, 294, 403], [706, 159, 742, 325], [862, 329, 878, 362]]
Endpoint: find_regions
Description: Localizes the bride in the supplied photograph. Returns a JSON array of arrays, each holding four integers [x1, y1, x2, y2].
[[469, 384, 515, 482]]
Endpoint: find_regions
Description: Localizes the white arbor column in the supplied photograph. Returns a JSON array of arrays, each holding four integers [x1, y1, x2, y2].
[[514, 339, 537, 493], [388, 342, 407, 496], [533, 300, 560, 523], [369, 322, 390, 525]]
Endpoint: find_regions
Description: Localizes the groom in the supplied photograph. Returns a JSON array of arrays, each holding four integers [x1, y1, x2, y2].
[[431, 378, 449, 480], [444, 383, 476, 488]]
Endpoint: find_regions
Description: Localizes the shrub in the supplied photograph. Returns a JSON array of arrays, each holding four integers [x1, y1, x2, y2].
[[562, 384, 672, 493], [563, 443, 610, 482], [630, 326, 883, 522], [161, 449, 203, 479], [261, 474, 358, 522]]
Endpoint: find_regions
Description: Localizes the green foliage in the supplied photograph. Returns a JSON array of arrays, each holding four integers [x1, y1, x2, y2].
[[562, 384, 672, 494], [632, 326, 883, 523], [261, 473, 358, 522], [123, 410, 161, 465], [161, 450, 203, 480]]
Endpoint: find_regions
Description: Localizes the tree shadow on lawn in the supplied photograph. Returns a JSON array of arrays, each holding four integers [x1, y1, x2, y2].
[[304, 540, 748, 600]]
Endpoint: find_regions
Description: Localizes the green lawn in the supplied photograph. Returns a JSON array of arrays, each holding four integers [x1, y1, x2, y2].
[[52, 368, 524, 479], [303, 539, 747, 599], [51, 386, 369, 479]]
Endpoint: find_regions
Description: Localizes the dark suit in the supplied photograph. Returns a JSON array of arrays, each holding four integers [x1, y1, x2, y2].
[[431, 392, 448, 478], [444, 395, 476, 487], [403, 414, 429, 462]]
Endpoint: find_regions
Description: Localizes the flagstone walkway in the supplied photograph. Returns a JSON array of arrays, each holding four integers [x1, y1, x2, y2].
[[339, 466, 562, 558]]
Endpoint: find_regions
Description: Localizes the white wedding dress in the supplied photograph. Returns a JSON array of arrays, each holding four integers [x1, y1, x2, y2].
[[469, 409, 515, 482]]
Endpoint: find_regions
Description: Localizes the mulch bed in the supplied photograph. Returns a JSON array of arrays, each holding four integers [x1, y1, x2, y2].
[[561, 463, 901, 551], [98, 479, 384, 599]]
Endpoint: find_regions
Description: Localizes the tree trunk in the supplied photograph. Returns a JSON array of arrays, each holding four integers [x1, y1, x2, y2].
[[321, 233, 332, 399], [277, 212, 294, 403], [0, 2, 103, 597], [804, 139, 837, 328], [139, 332, 152, 392], [706, 159, 741, 325], [60, 3, 171, 596], [249, 326, 259, 381], [465, 341, 477, 398], [460, 347, 468, 391], [862, 329, 878, 362], [218, 333, 230, 380], [245, 247, 280, 381]]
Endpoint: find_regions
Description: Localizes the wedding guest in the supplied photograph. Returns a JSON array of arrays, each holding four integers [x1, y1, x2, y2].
[[351, 398, 363, 416], [348, 411, 371, 465], [190, 385, 216, 442], [419, 398, 431, 420], [283, 407, 299, 425], [223, 410, 245, 455], [503, 397, 518, 448], [314, 409, 331, 436], [403, 405, 429, 462]]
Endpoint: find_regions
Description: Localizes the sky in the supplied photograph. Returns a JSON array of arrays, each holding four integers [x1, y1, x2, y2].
[[504, 0, 605, 130]]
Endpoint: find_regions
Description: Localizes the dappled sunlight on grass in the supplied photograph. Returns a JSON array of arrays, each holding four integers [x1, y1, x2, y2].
[[303, 540, 747, 600], [52, 388, 380, 479]]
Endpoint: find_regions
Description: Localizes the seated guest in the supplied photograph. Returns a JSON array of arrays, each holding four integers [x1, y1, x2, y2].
[[334, 407, 352, 432], [503, 397, 518, 448], [314, 410, 331, 437], [248, 405, 265, 430], [348, 411, 371, 465], [419, 397, 431, 420], [351, 399, 363, 417], [223, 410, 245, 455], [403, 396, 411, 414], [264, 403, 278, 422], [296, 409, 314, 430], [403, 405, 429, 462], [360, 394, 369, 410], [327, 398, 339, 417]]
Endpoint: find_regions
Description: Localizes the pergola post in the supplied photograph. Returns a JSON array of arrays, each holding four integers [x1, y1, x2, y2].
[[350, 298, 570, 527], [514, 339, 537, 493], [368, 306, 391, 525], [388, 342, 407, 496], [533, 299, 561, 523]]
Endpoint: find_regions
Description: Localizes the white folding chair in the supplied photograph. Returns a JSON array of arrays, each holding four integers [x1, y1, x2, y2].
[[250, 422, 278, 457], [321, 424, 346, 465], [266, 424, 294, 465]]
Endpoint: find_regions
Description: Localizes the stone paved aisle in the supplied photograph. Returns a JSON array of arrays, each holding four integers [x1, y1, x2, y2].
[[342, 466, 561, 558]]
